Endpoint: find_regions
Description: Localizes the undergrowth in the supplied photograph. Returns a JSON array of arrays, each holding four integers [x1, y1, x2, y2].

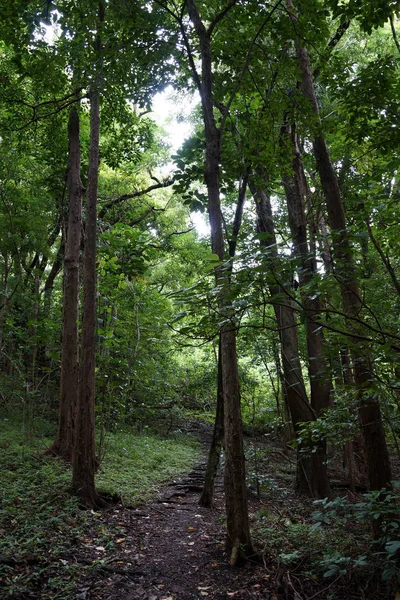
[[0, 415, 199, 598]]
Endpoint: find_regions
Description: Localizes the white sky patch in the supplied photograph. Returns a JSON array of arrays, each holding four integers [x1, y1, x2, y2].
[[151, 87, 210, 239], [191, 211, 210, 238], [151, 86, 198, 153]]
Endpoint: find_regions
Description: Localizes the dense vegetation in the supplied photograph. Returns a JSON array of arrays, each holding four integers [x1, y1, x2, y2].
[[1, 0, 400, 597]]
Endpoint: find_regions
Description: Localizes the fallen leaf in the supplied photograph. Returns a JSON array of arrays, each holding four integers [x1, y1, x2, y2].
[[116, 538, 125, 544]]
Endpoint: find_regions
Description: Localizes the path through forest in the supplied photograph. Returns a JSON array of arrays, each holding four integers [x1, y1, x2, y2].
[[75, 422, 277, 600]]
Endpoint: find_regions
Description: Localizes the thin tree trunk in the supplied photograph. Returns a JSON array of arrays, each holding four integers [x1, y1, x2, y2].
[[281, 122, 332, 416], [366, 217, 400, 296], [186, 0, 253, 563], [251, 183, 331, 498], [44, 108, 82, 461], [199, 335, 224, 508], [200, 173, 248, 508], [287, 0, 392, 495], [72, 4, 105, 508], [0, 254, 9, 371]]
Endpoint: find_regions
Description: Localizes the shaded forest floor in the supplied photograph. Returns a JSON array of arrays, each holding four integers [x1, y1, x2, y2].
[[1, 418, 399, 599]]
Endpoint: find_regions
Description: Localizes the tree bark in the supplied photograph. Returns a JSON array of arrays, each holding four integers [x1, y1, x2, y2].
[[287, 0, 392, 494], [43, 107, 82, 461], [281, 123, 332, 416], [72, 3, 105, 508], [251, 182, 331, 498], [186, 0, 253, 563]]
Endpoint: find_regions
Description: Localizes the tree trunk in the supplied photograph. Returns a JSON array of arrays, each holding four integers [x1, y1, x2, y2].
[[251, 182, 331, 498], [186, 0, 253, 563], [287, 2, 392, 494], [200, 172, 247, 508], [281, 123, 332, 416], [0, 254, 9, 372], [199, 335, 224, 508], [72, 4, 105, 508], [44, 107, 82, 461]]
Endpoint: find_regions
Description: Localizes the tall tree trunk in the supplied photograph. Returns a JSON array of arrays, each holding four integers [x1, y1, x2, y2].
[[44, 107, 82, 461], [281, 123, 332, 416], [186, 0, 253, 563], [287, 1, 392, 495], [250, 182, 331, 498], [72, 3, 105, 508], [200, 173, 248, 508]]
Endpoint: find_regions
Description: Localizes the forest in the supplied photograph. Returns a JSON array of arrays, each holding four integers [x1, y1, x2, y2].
[[1, 0, 400, 598]]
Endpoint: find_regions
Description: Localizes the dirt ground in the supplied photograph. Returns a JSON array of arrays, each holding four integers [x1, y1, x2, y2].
[[74, 421, 280, 600], [76, 461, 277, 600]]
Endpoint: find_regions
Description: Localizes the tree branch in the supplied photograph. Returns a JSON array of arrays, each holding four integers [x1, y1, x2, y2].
[[390, 15, 400, 56], [313, 20, 350, 79], [208, 0, 239, 36], [98, 178, 174, 219], [221, 0, 284, 133]]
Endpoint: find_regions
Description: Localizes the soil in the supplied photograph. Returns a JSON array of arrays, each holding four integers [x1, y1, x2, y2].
[[74, 421, 279, 600]]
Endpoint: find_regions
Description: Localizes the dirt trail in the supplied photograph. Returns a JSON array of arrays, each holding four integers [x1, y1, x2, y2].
[[77, 424, 276, 600]]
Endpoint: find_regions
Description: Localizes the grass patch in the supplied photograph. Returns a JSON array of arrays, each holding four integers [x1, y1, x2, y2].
[[97, 429, 200, 503], [184, 409, 216, 425]]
